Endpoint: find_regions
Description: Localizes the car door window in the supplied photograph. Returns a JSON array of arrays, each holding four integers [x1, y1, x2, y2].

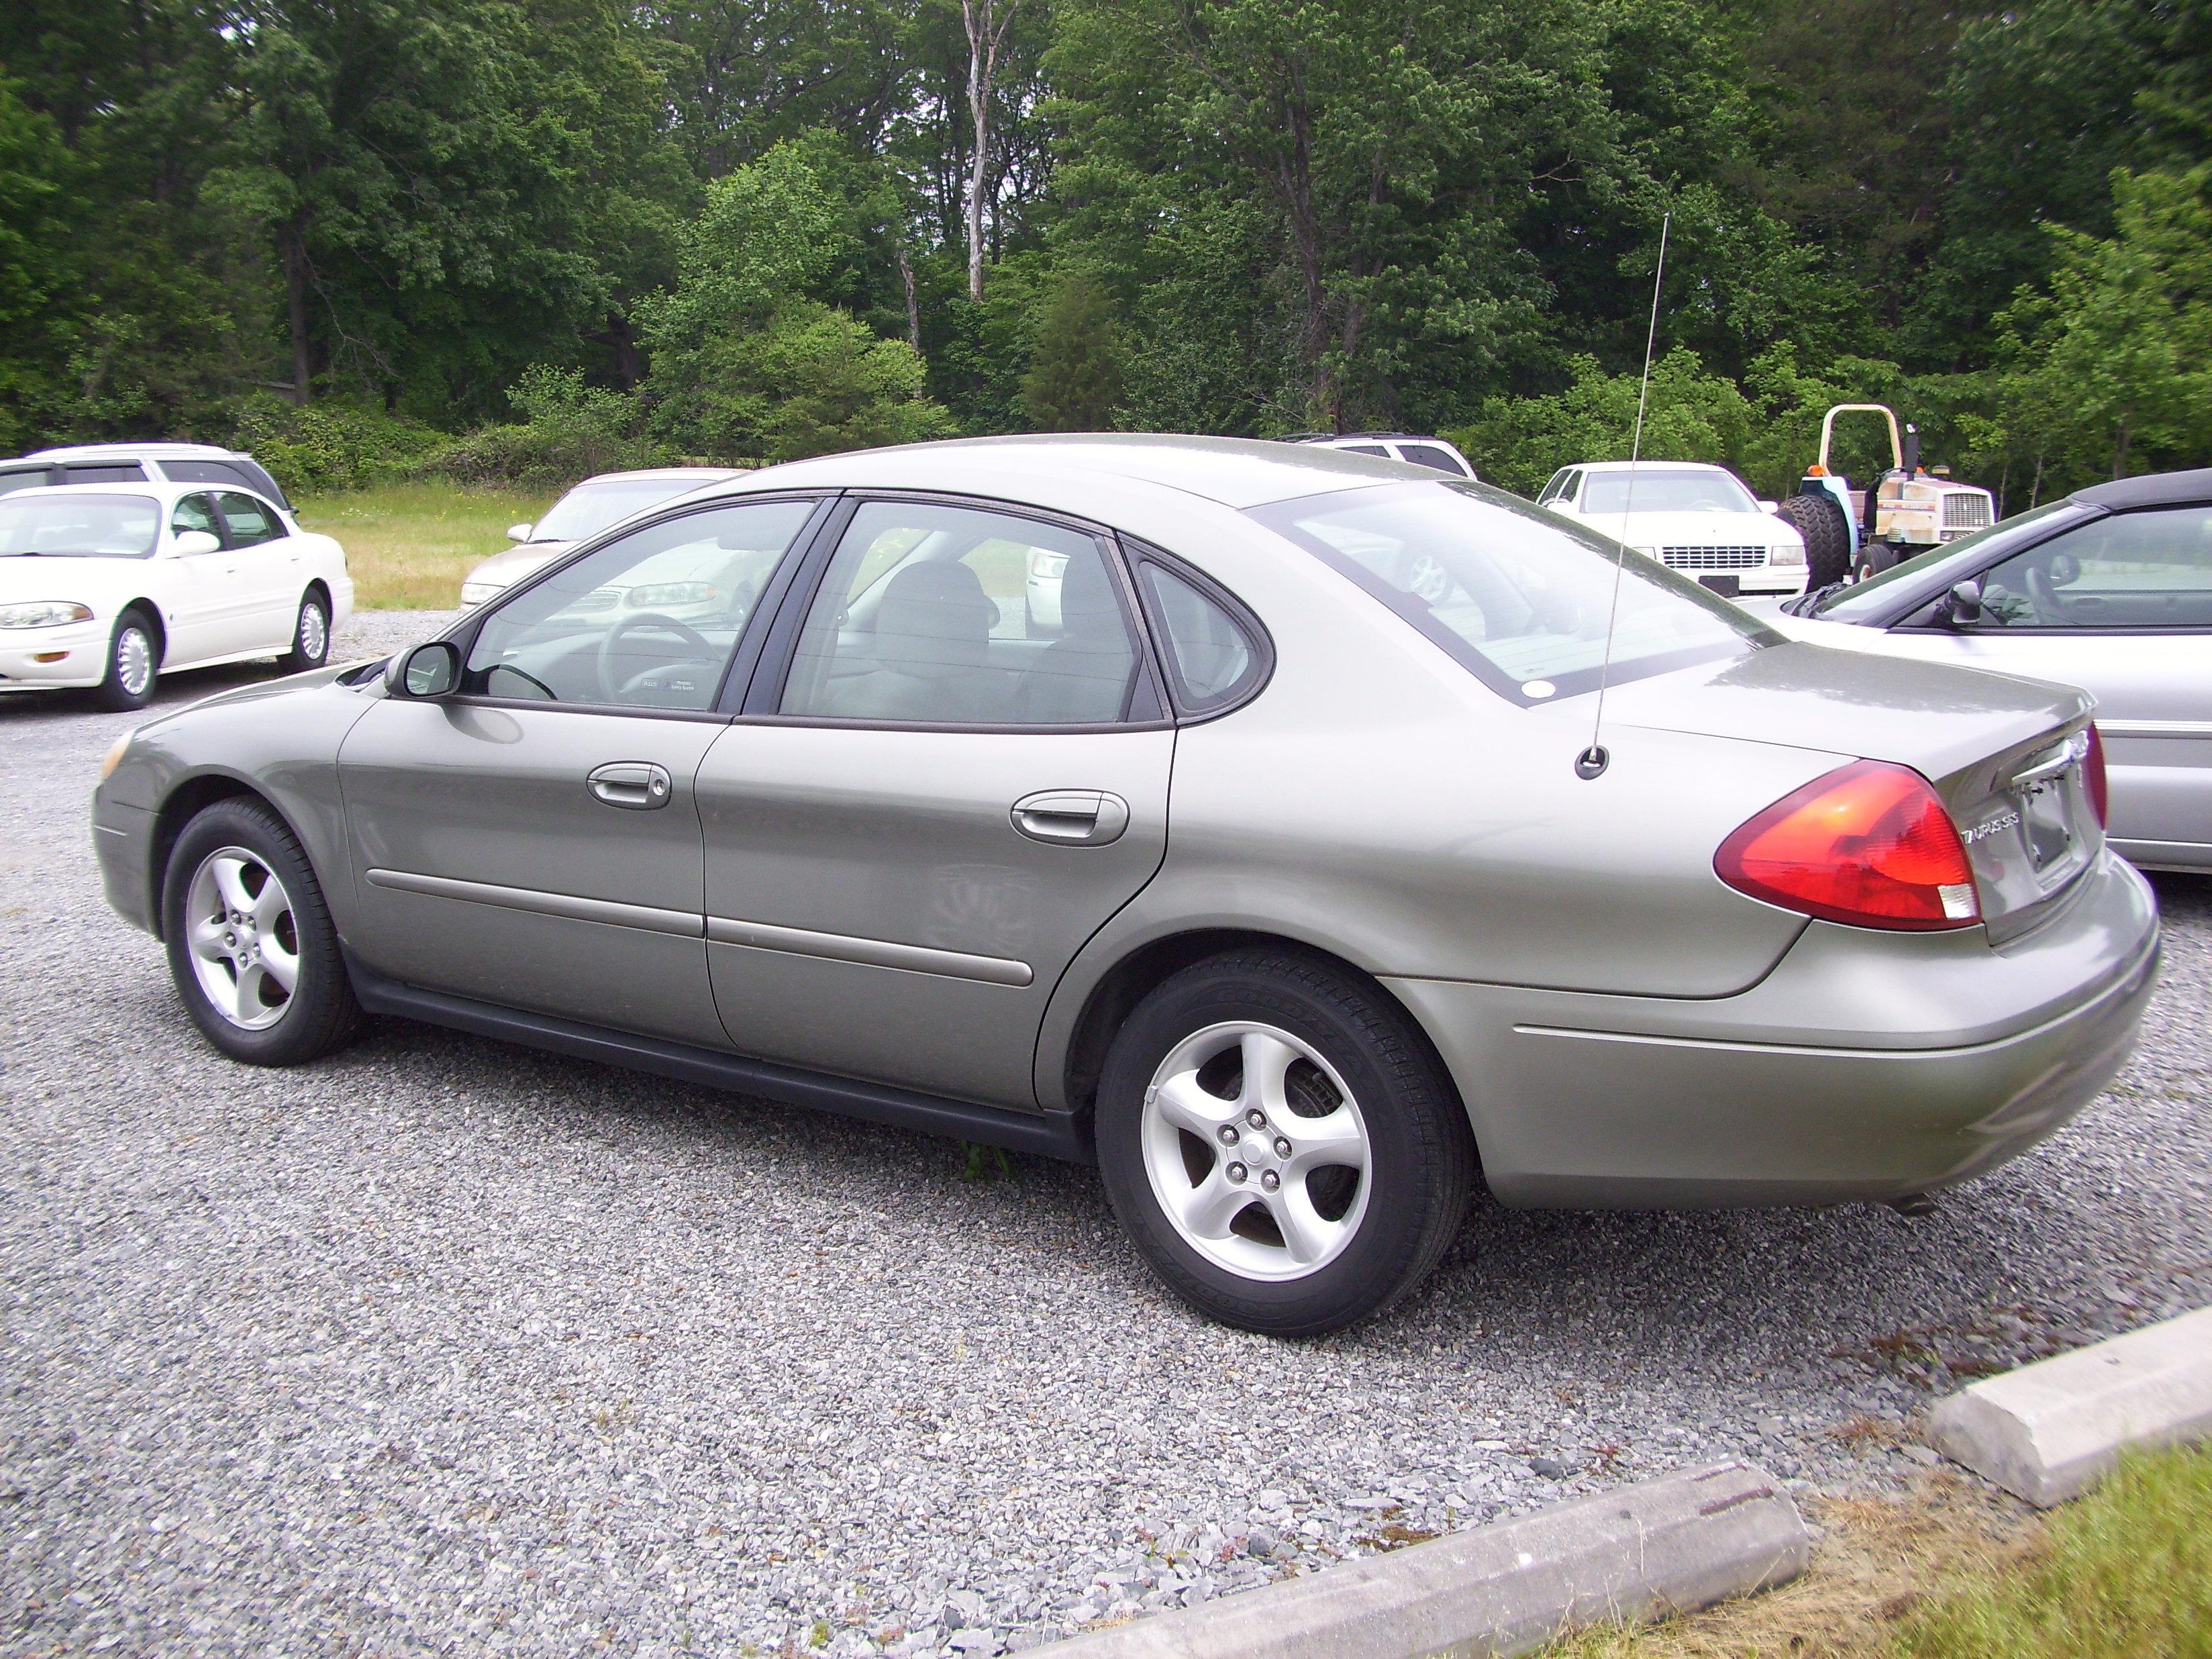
[[1973, 506, 2212, 630], [171, 493, 221, 539], [0, 468, 55, 496], [60, 463, 148, 484], [778, 500, 1143, 725], [162, 460, 256, 489], [1341, 444, 1390, 457], [1397, 443, 1466, 476], [465, 498, 815, 710], [213, 491, 283, 547], [1138, 562, 1264, 713]]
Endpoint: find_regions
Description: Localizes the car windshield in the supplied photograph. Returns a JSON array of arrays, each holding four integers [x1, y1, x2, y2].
[[1251, 481, 1770, 701], [1580, 470, 1758, 515], [1810, 500, 2080, 620], [533, 478, 709, 544], [0, 493, 161, 559]]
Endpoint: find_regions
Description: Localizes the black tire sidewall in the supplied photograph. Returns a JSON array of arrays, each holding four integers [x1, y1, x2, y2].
[[161, 799, 356, 1066], [95, 611, 158, 711], [1096, 954, 1469, 1336]]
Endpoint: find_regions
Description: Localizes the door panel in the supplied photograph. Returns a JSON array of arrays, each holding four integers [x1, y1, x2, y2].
[[697, 724, 1173, 1107], [163, 492, 242, 663], [212, 491, 302, 648], [338, 701, 728, 1045]]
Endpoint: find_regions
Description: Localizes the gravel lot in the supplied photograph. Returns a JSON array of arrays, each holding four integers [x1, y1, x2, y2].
[[4, 610, 2208, 1658]]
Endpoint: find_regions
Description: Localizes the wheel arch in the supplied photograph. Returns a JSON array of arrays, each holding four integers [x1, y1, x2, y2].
[[147, 772, 288, 941], [1050, 926, 1474, 1158]]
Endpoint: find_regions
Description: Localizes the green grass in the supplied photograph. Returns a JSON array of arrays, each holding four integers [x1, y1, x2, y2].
[[1536, 1446, 2212, 1658], [296, 481, 555, 609]]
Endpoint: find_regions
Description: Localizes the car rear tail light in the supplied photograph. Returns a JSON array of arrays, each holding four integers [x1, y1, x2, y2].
[[1715, 761, 1980, 930], [2084, 723, 2109, 827]]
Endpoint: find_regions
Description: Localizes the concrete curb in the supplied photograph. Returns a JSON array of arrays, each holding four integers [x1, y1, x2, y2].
[[1021, 1460, 1809, 1659], [1927, 1303, 2212, 1507]]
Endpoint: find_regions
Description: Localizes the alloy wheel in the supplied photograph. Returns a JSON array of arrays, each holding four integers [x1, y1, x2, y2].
[[298, 601, 328, 661], [1140, 1021, 1371, 1281], [184, 846, 300, 1031], [116, 626, 154, 698]]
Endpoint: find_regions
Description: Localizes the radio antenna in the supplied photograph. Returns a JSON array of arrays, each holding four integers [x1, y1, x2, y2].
[[1576, 209, 1670, 782]]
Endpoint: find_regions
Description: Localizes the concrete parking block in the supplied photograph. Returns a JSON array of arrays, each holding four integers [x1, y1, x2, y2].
[[1023, 1461, 1808, 1659], [1927, 1303, 2212, 1507]]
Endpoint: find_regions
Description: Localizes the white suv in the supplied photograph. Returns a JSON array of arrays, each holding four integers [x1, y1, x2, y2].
[[1289, 433, 1478, 479], [0, 443, 296, 511], [1538, 460, 1808, 597]]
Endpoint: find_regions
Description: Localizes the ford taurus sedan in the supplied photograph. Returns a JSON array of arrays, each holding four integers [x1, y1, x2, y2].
[[91, 437, 2160, 1335]]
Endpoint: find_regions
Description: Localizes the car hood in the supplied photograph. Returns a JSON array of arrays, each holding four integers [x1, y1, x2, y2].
[[1604, 636, 2088, 781], [1561, 508, 1801, 549], [464, 540, 574, 588], [0, 552, 152, 607]]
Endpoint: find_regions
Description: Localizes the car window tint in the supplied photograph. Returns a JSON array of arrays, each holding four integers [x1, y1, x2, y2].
[[1398, 444, 1465, 476], [213, 491, 283, 546], [1342, 444, 1390, 457], [780, 501, 1140, 725], [60, 463, 148, 484], [465, 499, 813, 710], [1141, 564, 1256, 711], [171, 494, 220, 538], [0, 469, 54, 496], [1973, 505, 2212, 630], [162, 460, 254, 489], [1252, 480, 1766, 703]]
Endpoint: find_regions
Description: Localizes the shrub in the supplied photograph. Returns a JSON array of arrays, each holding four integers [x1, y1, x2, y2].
[[225, 395, 445, 495], [413, 366, 670, 489]]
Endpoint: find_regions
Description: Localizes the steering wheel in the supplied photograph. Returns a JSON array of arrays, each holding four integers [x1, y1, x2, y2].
[[597, 611, 715, 703], [2024, 565, 2063, 625]]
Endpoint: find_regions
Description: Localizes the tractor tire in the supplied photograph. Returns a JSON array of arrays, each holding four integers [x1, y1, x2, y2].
[[1774, 492, 1853, 589], [1854, 543, 1904, 584]]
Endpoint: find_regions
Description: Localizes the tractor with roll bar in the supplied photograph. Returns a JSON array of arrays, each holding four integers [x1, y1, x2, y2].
[[1770, 404, 1999, 589]]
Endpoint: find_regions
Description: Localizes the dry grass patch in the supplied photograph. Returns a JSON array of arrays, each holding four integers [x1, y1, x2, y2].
[[297, 482, 554, 609]]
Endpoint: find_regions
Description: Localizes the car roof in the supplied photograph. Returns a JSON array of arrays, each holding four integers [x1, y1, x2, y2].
[[568, 467, 746, 486], [19, 442, 242, 462], [1572, 459, 1736, 474], [1295, 432, 1451, 445], [2, 479, 274, 506], [706, 434, 1419, 511], [2072, 467, 2212, 511]]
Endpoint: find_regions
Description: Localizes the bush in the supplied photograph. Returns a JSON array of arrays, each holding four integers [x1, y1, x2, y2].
[[224, 396, 445, 495], [413, 366, 670, 489]]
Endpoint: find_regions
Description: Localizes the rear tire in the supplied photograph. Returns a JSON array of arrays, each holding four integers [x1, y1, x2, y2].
[[91, 609, 160, 712], [1854, 543, 1903, 583], [1774, 492, 1853, 589], [162, 797, 362, 1066], [280, 591, 330, 673], [1095, 948, 1476, 1336]]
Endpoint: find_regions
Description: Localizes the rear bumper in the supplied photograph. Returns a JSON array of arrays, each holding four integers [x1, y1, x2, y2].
[[1387, 853, 2161, 1207]]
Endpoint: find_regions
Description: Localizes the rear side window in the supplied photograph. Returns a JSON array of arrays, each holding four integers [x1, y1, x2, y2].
[[1341, 444, 1390, 457], [62, 463, 148, 484], [1397, 444, 1467, 476], [1250, 480, 1768, 703], [162, 459, 256, 489], [1136, 560, 1266, 715]]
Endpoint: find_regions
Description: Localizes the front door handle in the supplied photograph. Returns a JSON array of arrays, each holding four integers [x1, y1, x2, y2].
[[588, 761, 673, 809], [1010, 789, 1130, 847]]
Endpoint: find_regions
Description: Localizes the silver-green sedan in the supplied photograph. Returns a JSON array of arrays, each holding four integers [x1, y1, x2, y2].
[[92, 437, 2160, 1335]]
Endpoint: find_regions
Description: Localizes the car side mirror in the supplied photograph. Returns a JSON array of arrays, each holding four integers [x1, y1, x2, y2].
[[172, 529, 220, 557], [386, 640, 460, 699], [1942, 579, 1983, 625], [1757, 499, 1778, 514], [507, 522, 534, 544]]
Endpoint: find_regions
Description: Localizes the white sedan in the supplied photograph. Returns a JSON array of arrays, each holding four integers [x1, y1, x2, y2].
[[1538, 460, 1808, 597], [0, 483, 352, 710]]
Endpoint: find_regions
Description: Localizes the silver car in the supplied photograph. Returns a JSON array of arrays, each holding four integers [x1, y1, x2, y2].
[[1760, 468, 2212, 872], [92, 437, 2160, 1335], [459, 467, 744, 607]]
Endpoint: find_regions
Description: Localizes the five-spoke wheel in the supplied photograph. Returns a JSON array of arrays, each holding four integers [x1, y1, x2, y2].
[[183, 846, 301, 1031]]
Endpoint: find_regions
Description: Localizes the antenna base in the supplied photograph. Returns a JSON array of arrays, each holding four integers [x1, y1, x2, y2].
[[1574, 745, 1610, 780]]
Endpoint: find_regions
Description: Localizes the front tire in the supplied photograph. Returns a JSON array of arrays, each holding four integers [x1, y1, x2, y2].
[[1095, 948, 1476, 1336], [91, 609, 160, 712], [162, 797, 361, 1066], [280, 591, 330, 673]]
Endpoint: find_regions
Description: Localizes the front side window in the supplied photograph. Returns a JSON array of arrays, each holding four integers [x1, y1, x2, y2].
[[0, 493, 160, 559], [1811, 500, 2083, 621], [1250, 481, 1769, 701], [1579, 469, 1756, 516], [171, 494, 220, 538], [1971, 505, 2212, 630], [213, 491, 283, 547], [465, 498, 815, 710], [779, 500, 1142, 725]]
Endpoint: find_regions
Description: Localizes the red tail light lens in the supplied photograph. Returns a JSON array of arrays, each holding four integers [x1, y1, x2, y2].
[[2084, 723, 2109, 827], [1716, 761, 1980, 930]]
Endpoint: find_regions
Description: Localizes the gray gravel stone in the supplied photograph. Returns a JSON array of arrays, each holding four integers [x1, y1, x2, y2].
[[1, 607, 2209, 1655]]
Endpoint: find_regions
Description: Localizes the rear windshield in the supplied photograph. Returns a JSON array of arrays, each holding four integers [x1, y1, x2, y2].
[[534, 477, 711, 544], [1250, 481, 1770, 701], [0, 493, 161, 559]]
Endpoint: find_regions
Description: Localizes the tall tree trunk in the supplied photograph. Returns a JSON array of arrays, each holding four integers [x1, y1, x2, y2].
[[962, 0, 1015, 303], [1275, 106, 1334, 426], [281, 217, 313, 405], [897, 241, 922, 350]]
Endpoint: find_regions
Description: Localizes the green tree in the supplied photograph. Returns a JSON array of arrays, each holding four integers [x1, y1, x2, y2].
[[1019, 267, 1123, 429]]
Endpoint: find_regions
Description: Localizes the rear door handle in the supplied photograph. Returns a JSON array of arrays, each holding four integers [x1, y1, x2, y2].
[[588, 762, 673, 809], [1010, 789, 1129, 846]]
